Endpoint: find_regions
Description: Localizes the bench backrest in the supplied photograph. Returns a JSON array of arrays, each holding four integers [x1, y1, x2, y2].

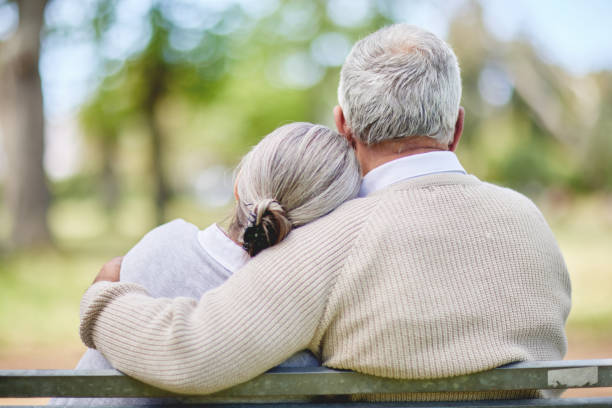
[[1, 359, 611, 405]]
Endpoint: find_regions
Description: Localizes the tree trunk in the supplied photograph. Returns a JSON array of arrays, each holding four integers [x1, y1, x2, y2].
[[147, 109, 168, 226], [143, 64, 169, 226], [0, 0, 51, 249], [100, 138, 119, 218]]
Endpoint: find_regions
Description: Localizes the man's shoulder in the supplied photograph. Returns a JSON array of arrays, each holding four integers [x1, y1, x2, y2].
[[464, 180, 557, 240], [363, 174, 552, 237], [479, 180, 543, 212], [368, 173, 541, 212]]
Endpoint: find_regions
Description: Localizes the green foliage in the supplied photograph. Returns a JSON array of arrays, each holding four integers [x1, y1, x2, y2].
[[72, 0, 611, 204], [579, 76, 612, 191], [0, 248, 96, 348], [51, 173, 100, 200]]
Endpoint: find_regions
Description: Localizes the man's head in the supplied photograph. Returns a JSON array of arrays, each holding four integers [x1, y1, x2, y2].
[[335, 24, 463, 162]]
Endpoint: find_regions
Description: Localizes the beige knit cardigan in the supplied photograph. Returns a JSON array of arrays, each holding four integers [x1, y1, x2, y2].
[[80, 173, 571, 401]]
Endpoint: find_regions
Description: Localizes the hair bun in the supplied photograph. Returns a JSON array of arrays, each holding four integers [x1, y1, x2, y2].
[[242, 199, 292, 256]]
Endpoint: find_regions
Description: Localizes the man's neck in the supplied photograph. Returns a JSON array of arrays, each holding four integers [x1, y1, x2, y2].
[[356, 136, 450, 176]]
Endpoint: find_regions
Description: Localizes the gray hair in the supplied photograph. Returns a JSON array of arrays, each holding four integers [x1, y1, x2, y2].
[[230, 122, 361, 256], [338, 24, 462, 145]]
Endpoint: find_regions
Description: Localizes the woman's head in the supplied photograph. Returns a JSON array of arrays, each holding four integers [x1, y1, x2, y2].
[[230, 122, 361, 256]]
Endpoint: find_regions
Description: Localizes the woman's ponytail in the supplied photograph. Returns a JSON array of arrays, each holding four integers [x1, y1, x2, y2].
[[242, 199, 292, 256]]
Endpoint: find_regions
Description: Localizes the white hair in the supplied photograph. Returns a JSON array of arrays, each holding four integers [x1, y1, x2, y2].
[[230, 122, 361, 255], [338, 24, 462, 145]]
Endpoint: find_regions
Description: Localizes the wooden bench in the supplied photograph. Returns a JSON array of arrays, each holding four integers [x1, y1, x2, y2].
[[1, 359, 611, 407]]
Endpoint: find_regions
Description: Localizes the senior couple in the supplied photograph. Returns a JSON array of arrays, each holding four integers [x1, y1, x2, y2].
[[76, 24, 571, 403]]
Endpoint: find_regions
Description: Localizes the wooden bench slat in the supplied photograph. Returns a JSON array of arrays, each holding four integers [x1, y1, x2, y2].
[[1, 360, 611, 399]]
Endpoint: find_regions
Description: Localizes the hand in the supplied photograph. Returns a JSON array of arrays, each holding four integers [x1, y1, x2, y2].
[[93, 256, 123, 284]]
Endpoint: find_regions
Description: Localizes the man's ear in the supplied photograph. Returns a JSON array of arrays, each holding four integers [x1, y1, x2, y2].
[[333, 105, 355, 147], [449, 106, 464, 152]]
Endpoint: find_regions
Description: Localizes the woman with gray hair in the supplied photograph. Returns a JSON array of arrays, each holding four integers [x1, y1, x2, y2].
[[55, 122, 360, 406], [230, 122, 361, 256]]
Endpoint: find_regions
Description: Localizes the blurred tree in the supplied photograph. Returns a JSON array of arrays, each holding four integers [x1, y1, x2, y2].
[[81, 1, 230, 225], [447, 1, 606, 194], [580, 71, 612, 191], [0, 0, 52, 249], [74, 0, 611, 228], [80, 84, 124, 217]]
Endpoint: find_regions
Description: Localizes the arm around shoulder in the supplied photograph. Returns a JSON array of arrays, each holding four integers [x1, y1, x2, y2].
[[78, 198, 374, 394]]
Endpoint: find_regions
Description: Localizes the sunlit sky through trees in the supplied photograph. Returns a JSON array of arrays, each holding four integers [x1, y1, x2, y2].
[[0, 0, 611, 186], [0, 0, 610, 120]]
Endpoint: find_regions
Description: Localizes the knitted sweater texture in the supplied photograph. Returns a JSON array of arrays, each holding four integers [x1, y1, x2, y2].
[[80, 173, 571, 400]]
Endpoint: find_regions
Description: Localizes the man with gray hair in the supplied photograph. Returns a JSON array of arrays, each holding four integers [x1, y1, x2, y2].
[[80, 24, 571, 401]]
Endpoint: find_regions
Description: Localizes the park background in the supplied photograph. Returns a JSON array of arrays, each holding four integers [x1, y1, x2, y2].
[[0, 0, 611, 402]]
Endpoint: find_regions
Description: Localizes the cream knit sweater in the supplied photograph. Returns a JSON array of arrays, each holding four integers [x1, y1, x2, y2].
[[80, 173, 571, 401]]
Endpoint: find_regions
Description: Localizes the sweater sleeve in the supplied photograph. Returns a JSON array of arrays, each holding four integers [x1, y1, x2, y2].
[[79, 199, 371, 395]]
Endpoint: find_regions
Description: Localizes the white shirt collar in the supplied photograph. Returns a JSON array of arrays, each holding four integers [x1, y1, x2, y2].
[[358, 151, 466, 197], [197, 224, 250, 273]]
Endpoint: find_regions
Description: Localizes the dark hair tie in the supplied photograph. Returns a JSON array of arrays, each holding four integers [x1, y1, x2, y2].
[[242, 223, 269, 256], [242, 200, 291, 256]]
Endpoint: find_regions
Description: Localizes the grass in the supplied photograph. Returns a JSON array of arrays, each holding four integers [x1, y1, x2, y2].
[[0, 195, 231, 353], [0, 249, 98, 349], [545, 195, 612, 340], [0, 193, 610, 355]]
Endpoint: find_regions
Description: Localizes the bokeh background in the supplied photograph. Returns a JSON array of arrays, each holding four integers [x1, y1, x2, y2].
[[0, 0, 611, 401]]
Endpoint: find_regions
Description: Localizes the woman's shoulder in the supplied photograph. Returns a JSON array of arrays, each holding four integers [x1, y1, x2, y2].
[[120, 219, 214, 297], [145, 218, 199, 240], [121, 219, 201, 276]]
